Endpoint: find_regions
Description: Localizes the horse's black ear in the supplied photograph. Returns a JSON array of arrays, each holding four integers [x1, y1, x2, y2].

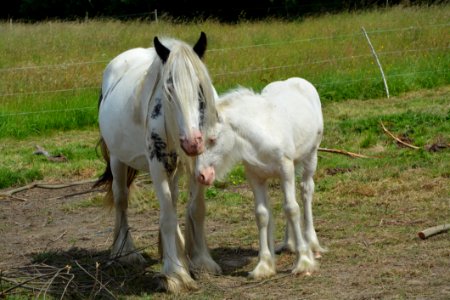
[[193, 32, 207, 59], [154, 36, 170, 63]]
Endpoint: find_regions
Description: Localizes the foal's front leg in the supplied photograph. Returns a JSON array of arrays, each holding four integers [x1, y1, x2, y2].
[[246, 170, 276, 280], [301, 153, 326, 258], [280, 159, 315, 275]]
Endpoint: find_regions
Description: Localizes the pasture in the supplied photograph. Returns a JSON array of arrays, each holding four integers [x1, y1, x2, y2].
[[0, 5, 449, 299]]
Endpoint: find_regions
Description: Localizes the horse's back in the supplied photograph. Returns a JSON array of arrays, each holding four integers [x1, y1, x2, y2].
[[99, 47, 158, 170], [102, 47, 156, 96]]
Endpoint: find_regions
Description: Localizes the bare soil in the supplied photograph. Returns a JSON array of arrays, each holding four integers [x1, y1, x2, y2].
[[0, 179, 449, 299]]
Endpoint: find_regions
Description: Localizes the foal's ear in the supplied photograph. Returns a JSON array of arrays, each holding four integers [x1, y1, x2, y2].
[[193, 32, 207, 59], [154, 36, 170, 63]]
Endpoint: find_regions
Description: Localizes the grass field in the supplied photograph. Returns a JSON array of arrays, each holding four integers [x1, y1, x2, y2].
[[0, 5, 449, 298], [0, 86, 448, 299], [0, 5, 449, 139]]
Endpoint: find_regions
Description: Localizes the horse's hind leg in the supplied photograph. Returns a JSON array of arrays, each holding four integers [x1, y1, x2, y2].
[[301, 151, 326, 258], [110, 157, 145, 264], [246, 170, 276, 280], [280, 158, 315, 275]]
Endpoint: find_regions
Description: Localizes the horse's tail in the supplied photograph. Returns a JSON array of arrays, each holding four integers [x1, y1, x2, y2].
[[94, 90, 138, 207]]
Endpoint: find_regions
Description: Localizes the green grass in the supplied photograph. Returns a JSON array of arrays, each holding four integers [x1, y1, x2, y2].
[[0, 5, 449, 138], [0, 130, 104, 188], [0, 87, 448, 299]]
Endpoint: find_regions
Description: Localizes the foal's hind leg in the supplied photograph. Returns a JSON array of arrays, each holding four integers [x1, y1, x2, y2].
[[280, 159, 315, 275], [246, 170, 276, 280], [301, 152, 326, 258], [110, 157, 145, 264]]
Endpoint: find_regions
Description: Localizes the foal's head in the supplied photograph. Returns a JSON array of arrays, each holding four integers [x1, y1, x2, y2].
[[195, 101, 239, 186], [154, 32, 217, 157]]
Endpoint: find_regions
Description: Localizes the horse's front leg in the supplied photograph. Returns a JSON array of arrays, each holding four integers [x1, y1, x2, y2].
[[246, 170, 276, 280], [280, 159, 316, 276], [150, 160, 197, 293], [185, 176, 222, 275]]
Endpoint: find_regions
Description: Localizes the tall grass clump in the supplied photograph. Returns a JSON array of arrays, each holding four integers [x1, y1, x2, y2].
[[0, 5, 449, 138]]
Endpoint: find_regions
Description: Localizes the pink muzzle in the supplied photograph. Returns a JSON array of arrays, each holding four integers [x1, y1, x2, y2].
[[197, 166, 215, 185], [180, 129, 204, 156]]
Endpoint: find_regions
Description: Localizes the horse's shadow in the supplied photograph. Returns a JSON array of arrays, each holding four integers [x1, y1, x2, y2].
[[9, 247, 160, 299], [211, 247, 258, 277], [5, 246, 258, 298]]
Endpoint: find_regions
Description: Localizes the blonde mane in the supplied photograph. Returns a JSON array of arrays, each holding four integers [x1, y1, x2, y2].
[[157, 38, 217, 171]]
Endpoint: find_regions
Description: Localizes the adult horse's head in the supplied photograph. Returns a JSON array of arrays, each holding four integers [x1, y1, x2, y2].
[[154, 32, 217, 157]]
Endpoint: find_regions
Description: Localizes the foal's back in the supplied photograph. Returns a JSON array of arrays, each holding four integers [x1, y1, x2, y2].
[[262, 77, 323, 156]]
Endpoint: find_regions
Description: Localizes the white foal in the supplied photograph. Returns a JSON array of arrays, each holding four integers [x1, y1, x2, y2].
[[196, 77, 325, 279]]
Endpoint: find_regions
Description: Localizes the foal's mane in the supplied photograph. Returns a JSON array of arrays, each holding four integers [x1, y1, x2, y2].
[[217, 87, 256, 111]]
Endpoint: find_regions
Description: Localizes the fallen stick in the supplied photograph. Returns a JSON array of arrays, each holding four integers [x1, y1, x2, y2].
[[0, 179, 98, 200], [318, 147, 373, 158], [380, 121, 420, 149], [418, 224, 450, 239]]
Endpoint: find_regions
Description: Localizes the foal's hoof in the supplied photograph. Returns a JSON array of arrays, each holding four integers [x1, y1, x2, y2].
[[248, 261, 276, 280]]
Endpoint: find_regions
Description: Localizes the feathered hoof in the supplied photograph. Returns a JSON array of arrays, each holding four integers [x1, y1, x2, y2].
[[291, 255, 317, 276], [190, 256, 223, 277], [111, 251, 146, 266], [156, 273, 199, 294], [248, 261, 276, 280], [310, 242, 328, 259]]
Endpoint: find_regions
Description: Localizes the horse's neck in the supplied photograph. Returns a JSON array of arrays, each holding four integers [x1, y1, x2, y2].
[[133, 59, 163, 125]]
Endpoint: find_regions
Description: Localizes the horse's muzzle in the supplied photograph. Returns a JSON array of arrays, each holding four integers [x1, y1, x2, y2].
[[197, 166, 215, 185], [180, 130, 204, 156]]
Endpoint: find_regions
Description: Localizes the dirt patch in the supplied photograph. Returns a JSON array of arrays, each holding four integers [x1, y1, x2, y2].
[[1, 179, 449, 299]]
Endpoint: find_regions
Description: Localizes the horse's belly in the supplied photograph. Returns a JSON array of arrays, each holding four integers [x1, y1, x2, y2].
[[99, 104, 150, 171], [104, 134, 149, 171]]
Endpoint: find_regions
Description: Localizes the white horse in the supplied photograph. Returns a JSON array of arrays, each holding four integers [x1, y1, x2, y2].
[[94, 32, 221, 293], [195, 77, 325, 279]]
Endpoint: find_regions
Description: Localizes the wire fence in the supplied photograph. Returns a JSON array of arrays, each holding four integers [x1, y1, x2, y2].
[[1, 22, 449, 118]]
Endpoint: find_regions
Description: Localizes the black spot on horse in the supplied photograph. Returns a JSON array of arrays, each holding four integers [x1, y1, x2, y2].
[[151, 98, 162, 119], [149, 132, 178, 173]]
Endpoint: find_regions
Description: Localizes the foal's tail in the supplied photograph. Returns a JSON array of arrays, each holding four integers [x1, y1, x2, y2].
[[93, 89, 138, 207]]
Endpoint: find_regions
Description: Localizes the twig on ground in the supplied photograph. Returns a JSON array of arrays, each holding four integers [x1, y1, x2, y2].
[[318, 147, 373, 158], [418, 224, 450, 239], [380, 121, 420, 149], [0, 179, 99, 201], [0, 274, 49, 296], [74, 260, 117, 300], [48, 188, 103, 201]]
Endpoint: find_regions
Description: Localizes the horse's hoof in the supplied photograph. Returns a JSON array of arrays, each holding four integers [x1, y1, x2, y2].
[[111, 251, 146, 267], [248, 262, 276, 280], [155, 272, 199, 294]]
